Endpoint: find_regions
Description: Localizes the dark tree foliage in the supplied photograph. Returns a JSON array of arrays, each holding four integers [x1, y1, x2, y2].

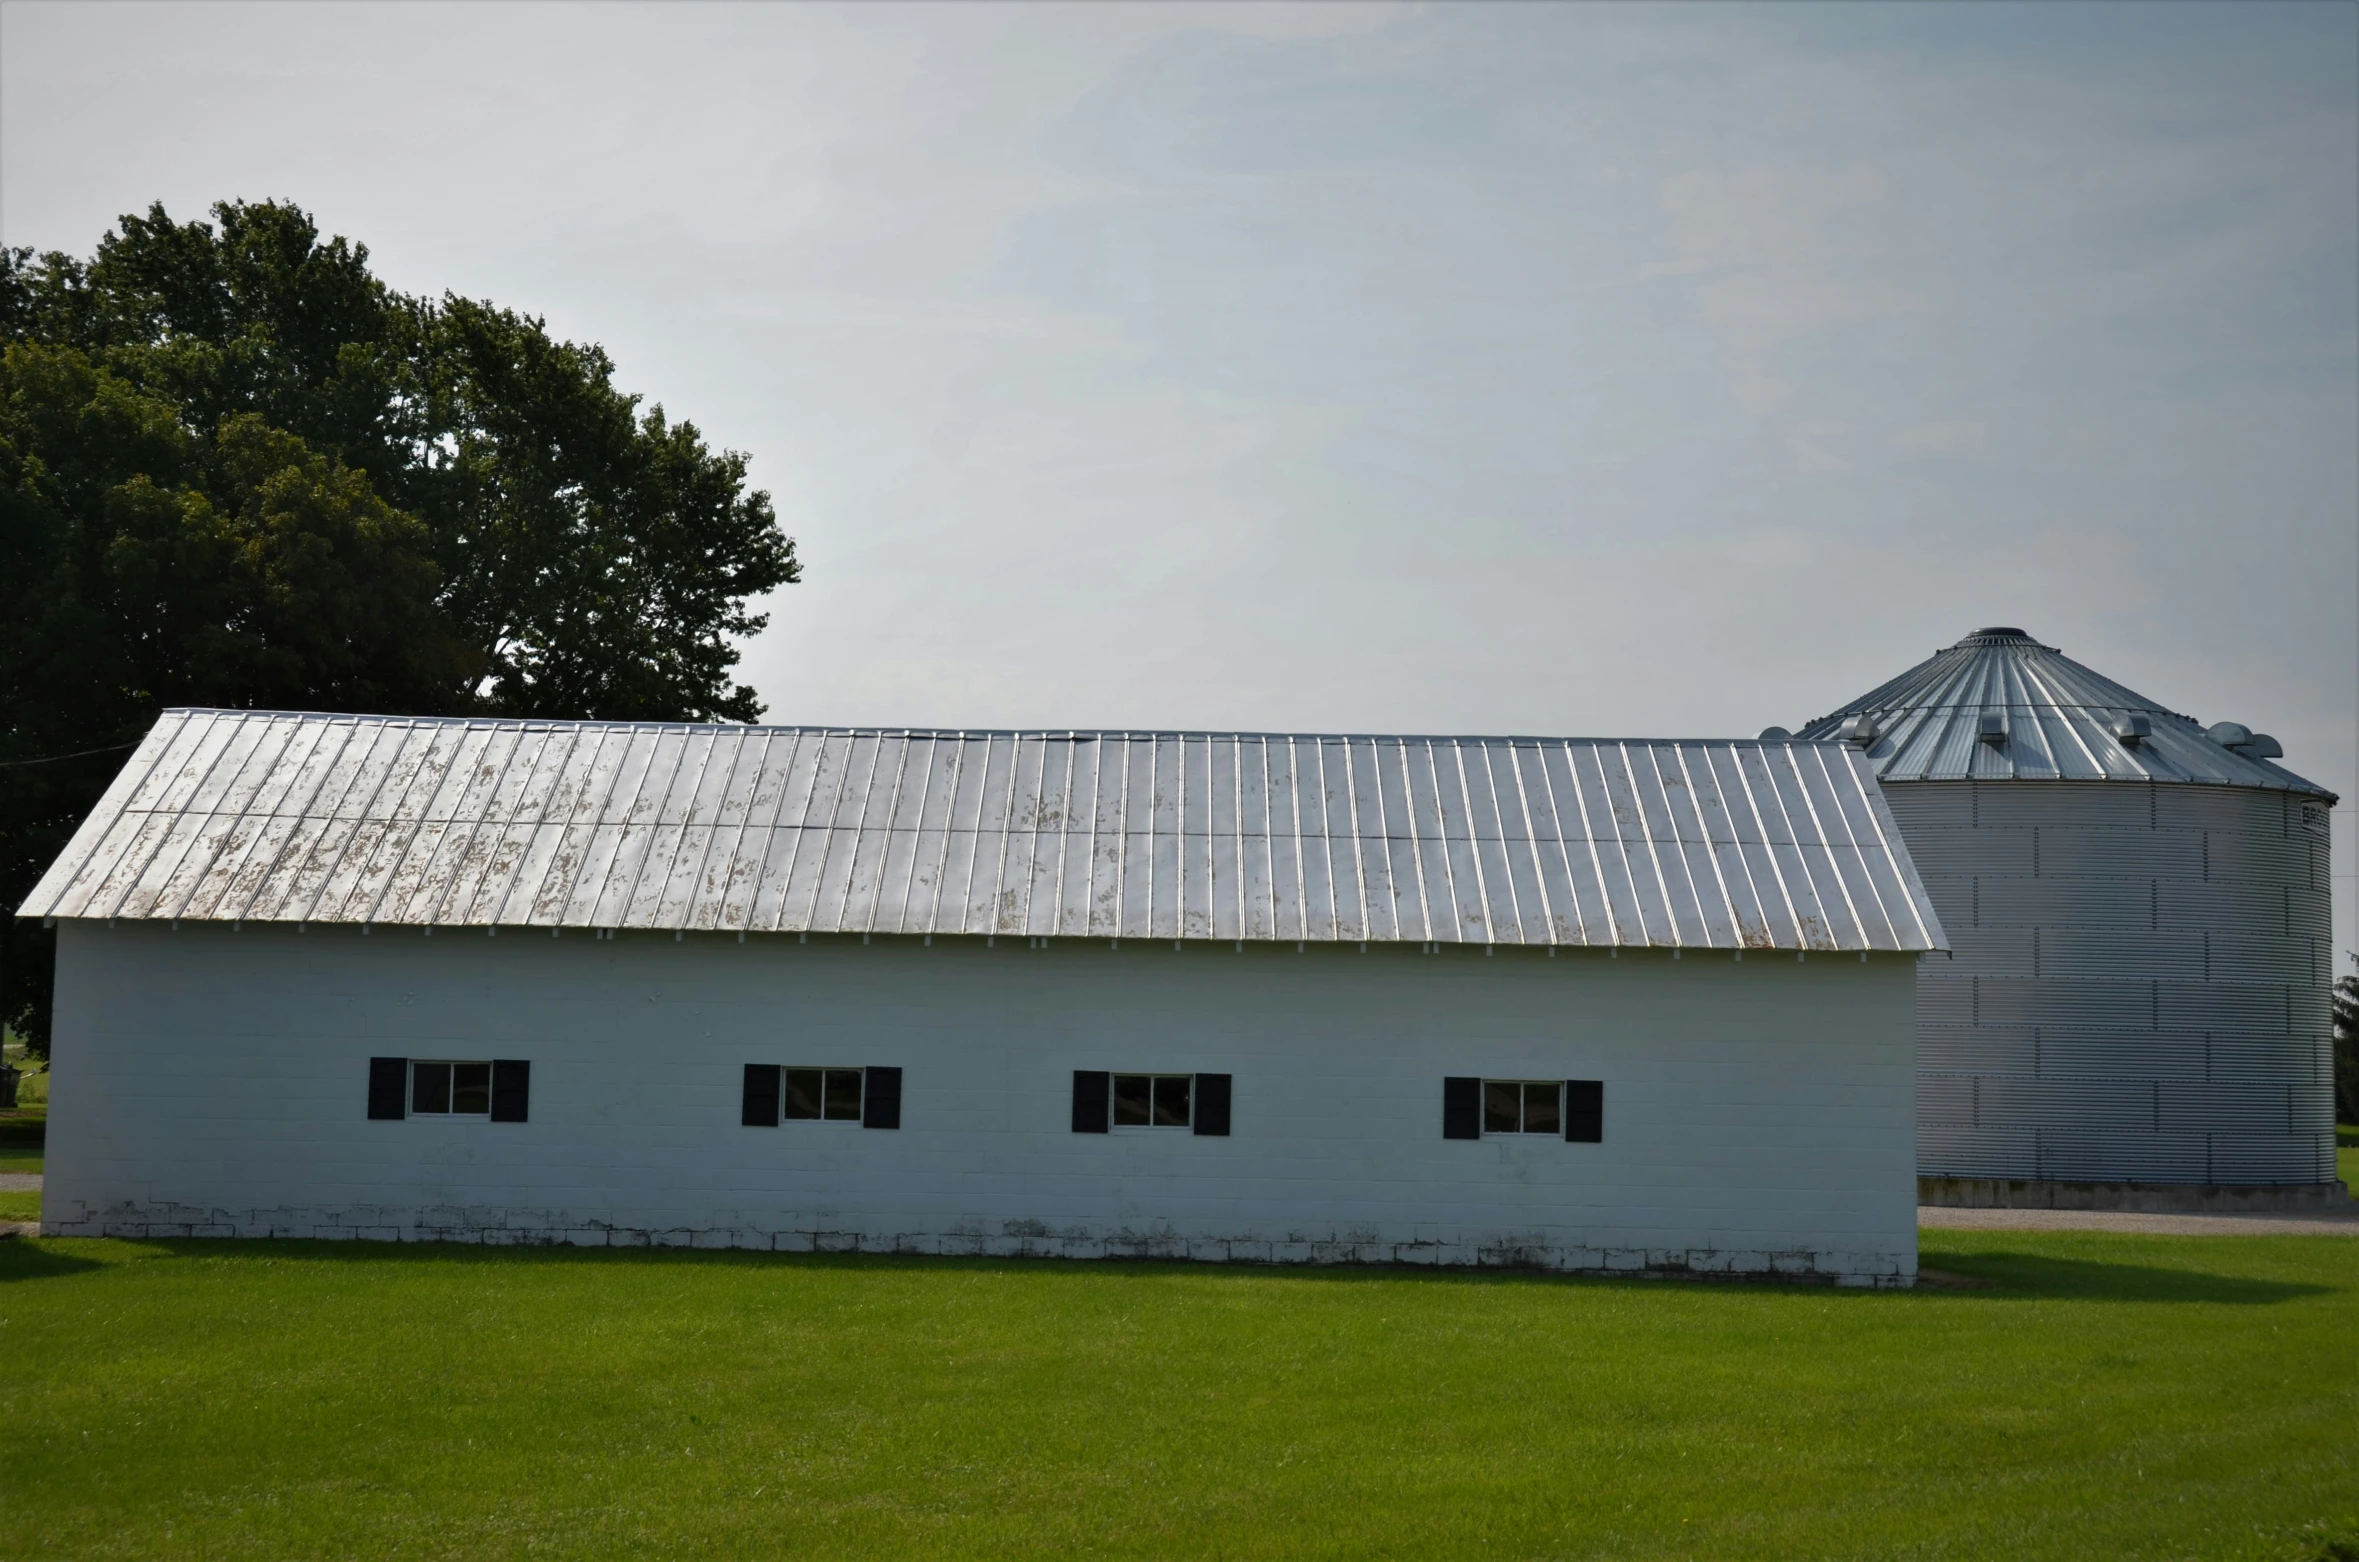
[[1, 201, 799, 1054], [2335, 954, 2358, 1128]]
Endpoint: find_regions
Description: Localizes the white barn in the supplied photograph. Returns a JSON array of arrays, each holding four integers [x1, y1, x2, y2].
[[21, 709, 1948, 1285]]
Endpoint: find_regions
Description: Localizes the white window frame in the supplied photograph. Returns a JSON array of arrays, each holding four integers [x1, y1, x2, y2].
[[410, 1059, 493, 1118], [1482, 1079, 1563, 1137], [782, 1066, 866, 1124], [1110, 1072, 1194, 1130]]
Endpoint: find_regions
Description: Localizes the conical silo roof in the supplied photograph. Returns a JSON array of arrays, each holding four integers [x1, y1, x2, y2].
[[1793, 628, 2335, 797]]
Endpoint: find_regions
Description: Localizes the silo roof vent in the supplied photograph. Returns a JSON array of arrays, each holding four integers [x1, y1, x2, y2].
[[2110, 714, 2152, 748]]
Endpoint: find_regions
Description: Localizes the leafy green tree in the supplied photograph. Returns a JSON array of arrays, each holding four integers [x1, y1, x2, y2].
[[0, 342, 467, 1053], [3, 199, 798, 718], [408, 298, 790, 720], [2, 200, 800, 1054]]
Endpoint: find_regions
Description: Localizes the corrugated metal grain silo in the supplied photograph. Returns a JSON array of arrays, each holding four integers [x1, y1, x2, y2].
[[1786, 628, 2340, 1206]]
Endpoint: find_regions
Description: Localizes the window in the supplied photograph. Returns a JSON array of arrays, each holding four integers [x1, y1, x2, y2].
[[1485, 1080, 1561, 1136], [741, 1065, 901, 1129], [1115, 1073, 1192, 1128], [1443, 1077, 1602, 1142], [1071, 1071, 1231, 1136], [787, 1067, 865, 1122], [414, 1061, 492, 1116], [368, 1057, 529, 1122]]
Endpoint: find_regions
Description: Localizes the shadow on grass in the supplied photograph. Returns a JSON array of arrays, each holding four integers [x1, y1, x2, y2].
[[0, 1108, 45, 1153], [0, 1239, 108, 1282], [1917, 1247, 2334, 1305], [4, 1234, 2335, 1305]]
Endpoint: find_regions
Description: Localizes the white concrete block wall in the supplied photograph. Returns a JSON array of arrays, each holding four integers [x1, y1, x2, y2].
[[42, 924, 1920, 1284]]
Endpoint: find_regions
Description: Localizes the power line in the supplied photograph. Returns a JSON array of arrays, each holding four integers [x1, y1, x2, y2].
[[0, 740, 142, 769]]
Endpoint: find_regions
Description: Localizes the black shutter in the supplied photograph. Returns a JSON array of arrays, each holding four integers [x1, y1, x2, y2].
[[1443, 1076, 1481, 1140], [368, 1057, 408, 1120], [490, 1059, 531, 1123], [863, 1066, 902, 1129], [1193, 1072, 1231, 1136], [1566, 1080, 1603, 1143], [742, 1064, 781, 1126], [1071, 1070, 1110, 1133]]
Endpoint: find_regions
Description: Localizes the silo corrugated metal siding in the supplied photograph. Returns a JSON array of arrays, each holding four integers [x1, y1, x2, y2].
[[18, 708, 1946, 953], [1902, 781, 2334, 1185], [1800, 627, 2336, 1190]]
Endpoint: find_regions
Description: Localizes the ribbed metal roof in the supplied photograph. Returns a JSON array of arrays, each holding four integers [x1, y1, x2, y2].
[[19, 708, 1945, 952], [1794, 628, 2335, 798]]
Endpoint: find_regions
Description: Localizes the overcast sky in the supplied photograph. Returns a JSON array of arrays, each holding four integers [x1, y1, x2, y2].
[[5, 1, 2354, 951]]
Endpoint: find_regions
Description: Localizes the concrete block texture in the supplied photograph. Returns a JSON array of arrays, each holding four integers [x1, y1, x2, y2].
[[42, 923, 1921, 1286], [1919, 1176, 2350, 1213]]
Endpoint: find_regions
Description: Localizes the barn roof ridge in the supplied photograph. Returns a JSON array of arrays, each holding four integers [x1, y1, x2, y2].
[[145, 706, 1846, 749]]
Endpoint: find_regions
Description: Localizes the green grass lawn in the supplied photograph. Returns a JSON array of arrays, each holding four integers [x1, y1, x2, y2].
[[1, 1235, 2353, 1559], [0, 1189, 36, 1221]]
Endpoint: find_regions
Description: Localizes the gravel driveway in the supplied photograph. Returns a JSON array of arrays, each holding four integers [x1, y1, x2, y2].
[[1921, 1205, 2359, 1237]]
